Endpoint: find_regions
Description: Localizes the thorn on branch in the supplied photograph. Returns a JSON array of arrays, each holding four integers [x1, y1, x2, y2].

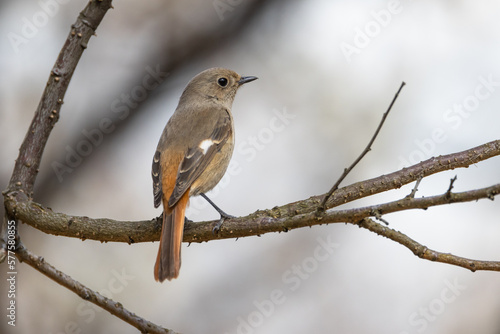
[[445, 175, 458, 199]]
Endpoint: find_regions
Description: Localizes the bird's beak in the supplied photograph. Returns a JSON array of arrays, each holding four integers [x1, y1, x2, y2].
[[238, 76, 258, 85]]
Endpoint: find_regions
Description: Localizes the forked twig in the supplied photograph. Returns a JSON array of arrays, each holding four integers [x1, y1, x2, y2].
[[445, 175, 458, 198]]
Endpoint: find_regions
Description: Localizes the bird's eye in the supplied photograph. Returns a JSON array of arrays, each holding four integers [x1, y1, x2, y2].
[[217, 77, 228, 87]]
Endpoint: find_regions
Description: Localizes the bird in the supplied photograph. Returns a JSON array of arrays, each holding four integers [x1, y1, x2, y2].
[[152, 67, 257, 282]]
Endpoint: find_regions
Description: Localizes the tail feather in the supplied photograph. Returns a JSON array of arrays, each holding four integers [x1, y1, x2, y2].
[[154, 190, 190, 282]]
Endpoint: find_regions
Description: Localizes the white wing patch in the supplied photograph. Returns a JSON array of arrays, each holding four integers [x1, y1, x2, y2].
[[199, 139, 214, 154]]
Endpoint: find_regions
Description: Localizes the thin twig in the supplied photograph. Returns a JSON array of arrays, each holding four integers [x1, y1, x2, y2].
[[318, 81, 406, 212], [405, 173, 424, 199], [370, 209, 390, 225], [15, 245, 176, 334], [356, 218, 500, 271]]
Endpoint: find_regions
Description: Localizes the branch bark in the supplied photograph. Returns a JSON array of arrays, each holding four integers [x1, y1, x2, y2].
[[357, 218, 500, 272], [4, 140, 500, 244], [7, 0, 113, 198], [15, 244, 176, 333]]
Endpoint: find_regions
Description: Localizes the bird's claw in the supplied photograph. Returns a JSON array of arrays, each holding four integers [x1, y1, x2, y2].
[[212, 214, 235, 235]]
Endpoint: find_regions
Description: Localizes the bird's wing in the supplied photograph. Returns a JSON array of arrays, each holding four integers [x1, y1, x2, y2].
[[152, 149, 163, 208], [168, 111, 232, 207]]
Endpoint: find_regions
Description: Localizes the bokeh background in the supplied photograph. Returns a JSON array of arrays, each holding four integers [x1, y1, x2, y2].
[[1, 0, 500, 333]]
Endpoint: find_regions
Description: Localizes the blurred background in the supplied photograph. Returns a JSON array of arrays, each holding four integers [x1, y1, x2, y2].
[[1, 0, 500, 333]]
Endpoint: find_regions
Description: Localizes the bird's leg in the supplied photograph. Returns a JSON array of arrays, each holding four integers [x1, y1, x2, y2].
[[200, 193, 235, 234]]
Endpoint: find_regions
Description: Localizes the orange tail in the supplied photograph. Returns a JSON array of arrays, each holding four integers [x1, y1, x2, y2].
[[154, 190, 190, 282]]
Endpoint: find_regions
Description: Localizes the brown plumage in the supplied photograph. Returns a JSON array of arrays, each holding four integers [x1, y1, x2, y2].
[[152, 68, 257, 282]]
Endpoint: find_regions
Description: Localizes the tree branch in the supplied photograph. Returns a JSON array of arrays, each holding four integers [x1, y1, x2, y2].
[[4, 141, 499, 245], [15, 244, 176, 334], [312, 139, 500, 213], [1, 0, 114, 254], [2, 1, 500, 332], [357, 218, 500, 272], [1, 1, 177, 332], [6, 0, 113, 198]]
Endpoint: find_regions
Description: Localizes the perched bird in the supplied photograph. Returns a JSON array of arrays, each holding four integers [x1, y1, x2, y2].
[[152, 68, 257, 282]]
